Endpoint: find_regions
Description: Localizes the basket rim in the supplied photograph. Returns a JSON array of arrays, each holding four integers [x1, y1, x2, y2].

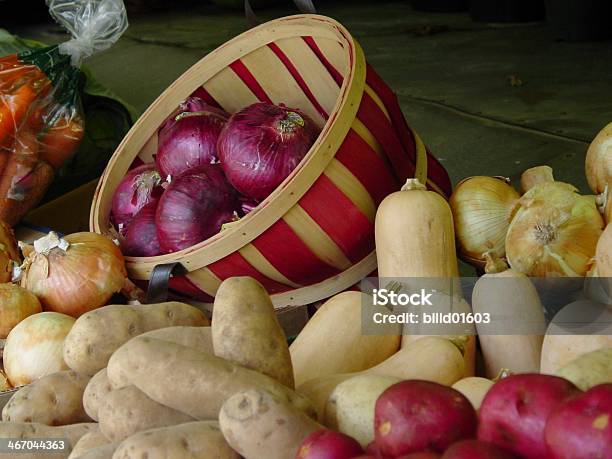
[[90, 14, 367, 280]]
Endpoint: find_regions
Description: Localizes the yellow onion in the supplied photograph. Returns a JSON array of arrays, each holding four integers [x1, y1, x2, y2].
[[21, 232, 127, 317], [520, 165, 555, 194], [0, 283, 41, 338], [506, 181, 604, 277], [585, 122, 612, 194], [0, 221, 20, 283], [4, 311, 75, 387], [449, 176, 520, 268], [0, 370, 11, 392], [596, 185, 611, 224]]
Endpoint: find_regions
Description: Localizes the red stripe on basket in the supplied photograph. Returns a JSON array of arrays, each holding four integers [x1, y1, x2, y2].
[[267, 42, 329, 119], [302, 36, 343, 86], [365, 64, 452, 196], [168, 276, 214, 302], [251, 219, 340, 285], [190, 86, 223, 109], [335, 129, 400, 205], [208, 251, 292, 294], [299, 175, 374, 264], [229, 60, 273, 104], [357, 93, 415, 183]]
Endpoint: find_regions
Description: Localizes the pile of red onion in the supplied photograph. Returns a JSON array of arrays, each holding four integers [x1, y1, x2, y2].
[[111, 97, 320, 257]]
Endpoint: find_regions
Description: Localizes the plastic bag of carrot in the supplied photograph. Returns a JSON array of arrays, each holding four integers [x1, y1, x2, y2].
[[0, 0, 127, 226]]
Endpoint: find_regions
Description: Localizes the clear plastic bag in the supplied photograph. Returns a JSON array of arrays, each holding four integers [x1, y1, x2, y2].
[[0, 0, 127, 226]]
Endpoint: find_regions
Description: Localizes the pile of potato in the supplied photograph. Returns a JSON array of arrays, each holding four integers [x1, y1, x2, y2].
[[0, 277, 311, 459], [0, 272, 609, 459]]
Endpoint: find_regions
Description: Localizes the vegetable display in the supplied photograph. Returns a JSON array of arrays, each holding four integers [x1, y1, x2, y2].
[[122, 202, 162, 257], [63, 301, 208, 376], [156, 164, 239, 253], [289, 291, 401, 387], [544, 384, 612, 459], [20, 232, 128, 317], [109, 99, 320, 257], [2, 370, 90, 425], [585, 122, 612, 195], [212, 277, 294, 388], [0, 221, 20, 283], [449, 176, 519, 268], [3, 311, 74, 387], [0, 0, 126, 226], [110, 164, 163, 234], [505, 179, 603, 277], [0, 57, 610, 458], [0, 283, 41, 338], [374, 380, 477, 456], [156, 97, 229, 179], [217, 102, 319, 201], [477, 374, 579, 458]]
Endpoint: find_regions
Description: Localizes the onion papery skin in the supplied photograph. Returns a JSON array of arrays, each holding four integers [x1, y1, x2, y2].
[[21, 233, 128, 317], [217, 102, 320, 201], [585, 121, 612, 194], [0, 283, 42, 339], [0, 220, 21, 283], [156, 164, 239, 253], [505, 182, 604, 277], [4, 311, 74, 387], [239, 196, 259, 216], [156, 97, 228, 179], [123, 202, 162, 257], [111, 164, 163, 233], [449, 176, 519, 267]]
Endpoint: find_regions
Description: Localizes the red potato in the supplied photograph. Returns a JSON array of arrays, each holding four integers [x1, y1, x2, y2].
[[544, 383, 612, 459], [441, 440, 517, 458], [478, 374, 580, 459], [296, 430, 364, 458], [374, 380, 477, 456]]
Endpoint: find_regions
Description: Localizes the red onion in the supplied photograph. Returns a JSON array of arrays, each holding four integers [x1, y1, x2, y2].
[[239, 196, 259, 216], [217, 102, 319, 201], [123, 202, 162, 257], [111, 164, 163, 233], [156, 164, 239, 253], [156, 97, 228, 179]]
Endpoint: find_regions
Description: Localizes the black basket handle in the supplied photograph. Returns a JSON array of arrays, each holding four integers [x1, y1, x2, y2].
[[145, 262, 187, 304]]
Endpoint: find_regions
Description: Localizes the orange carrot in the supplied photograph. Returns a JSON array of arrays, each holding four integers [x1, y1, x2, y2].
[[0, 84, 38, 148], [39, 116, 84, 169], [0, 128, 47, 226], [0, 161, 54, 226]]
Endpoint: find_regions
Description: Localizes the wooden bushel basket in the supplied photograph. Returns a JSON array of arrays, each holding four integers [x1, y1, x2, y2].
[[90, 15, 452, 307]]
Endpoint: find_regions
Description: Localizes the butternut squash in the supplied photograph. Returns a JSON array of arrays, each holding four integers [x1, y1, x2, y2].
[[472, 268, 545, 378], [325, 374, 401, 446], [541, 298, 612, 374], [375, 178, 459, 284], [375, 178, 474, 375], [400, 294, 476, 377], [555, 347, 612, 390], [451, 377, 494, 410], [296, 336, 465, 419], [290, 291, 401, 387]]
